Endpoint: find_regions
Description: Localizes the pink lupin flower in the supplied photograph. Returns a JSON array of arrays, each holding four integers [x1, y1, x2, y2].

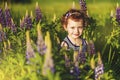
[[36, 23, 47, 55], [26, 30, 35, 64], [42, 31, 54, 76]]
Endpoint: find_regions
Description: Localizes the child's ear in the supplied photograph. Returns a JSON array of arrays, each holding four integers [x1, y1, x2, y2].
[[63, 25, 67, 31]]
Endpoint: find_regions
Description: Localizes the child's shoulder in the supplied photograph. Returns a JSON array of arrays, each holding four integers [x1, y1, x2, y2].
[[60, 37, 69, 48]]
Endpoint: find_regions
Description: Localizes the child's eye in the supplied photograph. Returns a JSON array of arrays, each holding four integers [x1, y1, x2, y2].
[[71, 27, 75, 29], [78, 27, 83, 29]]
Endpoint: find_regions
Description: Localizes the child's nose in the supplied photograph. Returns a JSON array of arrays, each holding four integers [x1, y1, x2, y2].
[[74, 28, 79, 33]]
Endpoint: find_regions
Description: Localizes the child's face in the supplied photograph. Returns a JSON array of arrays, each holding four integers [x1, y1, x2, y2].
[[65, 19, 84, 39]]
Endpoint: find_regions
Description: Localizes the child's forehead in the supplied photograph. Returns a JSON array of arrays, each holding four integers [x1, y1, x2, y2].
[[68, 18, 83, 22], [67, 19, 83, 26]]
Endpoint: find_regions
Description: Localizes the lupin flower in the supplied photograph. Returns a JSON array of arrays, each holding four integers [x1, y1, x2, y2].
[[42, 31, 54, 76], [24, 10, 32, 29], [4, 2, 12, 27], [30, 11, 33, 20], [73, 51, 79, 67], [79, 0, 87, 13], [94, 52, 104, 80], [35, 2, 42, 23], [7, 39, 11, 49], [73, 66, 81, 78], [116, 3, 120, 24], [37, 23, 47, 55], [87, 40, 96, 55], [52, 13, 56, 22], [90, 55, 95, 69], [11, 18, 17, 32], [78, 44, 86, 64], [110, 10, 114, 18], [65, 53, 70, 67], [20, 17, 25, 28], [26, 31, 35, 64], [0, 24, 6, 42], [0, 8, 6, 27]]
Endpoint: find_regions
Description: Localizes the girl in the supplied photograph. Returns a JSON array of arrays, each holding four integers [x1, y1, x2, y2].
[[61, 9, 88, 53], [60, 9, 104, 80], [60, 9, 89, 79]]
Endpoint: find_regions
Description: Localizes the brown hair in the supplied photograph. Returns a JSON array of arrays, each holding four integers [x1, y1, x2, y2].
[[61, 9, 88, 29]]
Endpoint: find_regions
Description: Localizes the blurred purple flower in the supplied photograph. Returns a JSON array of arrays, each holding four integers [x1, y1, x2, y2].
[[35, 2, 42, 23], [0, 8, 6, 27], [0, 25, 6, 42], [64, 53, 71, 67], [116, 7, 120, 24], [70, 66, 81, 80], [4, 3, 12, 28], [78, 51, 86, 64], [95, 64, 104, 80], [78, 45, 86, 64], [24, 14, 32, 29], [87, 40, 96, 55], [79, 0, 87, 12]]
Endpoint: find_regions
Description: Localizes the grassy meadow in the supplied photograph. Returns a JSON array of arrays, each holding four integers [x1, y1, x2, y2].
[[0, 0, 120, 80]]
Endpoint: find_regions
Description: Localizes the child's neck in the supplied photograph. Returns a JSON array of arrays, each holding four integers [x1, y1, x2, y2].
[[67, 35, 82, 46]]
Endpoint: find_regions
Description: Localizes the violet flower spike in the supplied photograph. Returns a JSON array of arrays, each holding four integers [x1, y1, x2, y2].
[[35, 2, 42, 23], [24, 11, 32, 29], [116, 7, 120, 24], [0, 8, 6, 27], [4, 2, 12, 27], [79, 0, 87, 13], [0, 24, 6, 42]]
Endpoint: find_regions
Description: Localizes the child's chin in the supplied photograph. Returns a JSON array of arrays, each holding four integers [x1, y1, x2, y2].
[[73, 36, 79, 39]]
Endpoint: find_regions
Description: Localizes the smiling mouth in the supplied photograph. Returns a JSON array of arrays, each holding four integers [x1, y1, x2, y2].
[[74, 34, 79, 36]]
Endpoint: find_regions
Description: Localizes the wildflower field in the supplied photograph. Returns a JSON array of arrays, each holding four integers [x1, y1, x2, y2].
[[0, 0, 120, 80]]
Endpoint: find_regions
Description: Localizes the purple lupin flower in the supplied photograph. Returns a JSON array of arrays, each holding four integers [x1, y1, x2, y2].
[[87, 40, 96, 55], [94, 52, 104, 80], [0, 8, 6, 27], [79, 0, 87, 13], [4, 2, 12, 28], [116, 5, 120, 24], [35, 2, 42, 23], [64, 53, 70, 67], [24, 11, 32, 29], [0, 24, 6, 42], [78, 45, 86, 64]]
